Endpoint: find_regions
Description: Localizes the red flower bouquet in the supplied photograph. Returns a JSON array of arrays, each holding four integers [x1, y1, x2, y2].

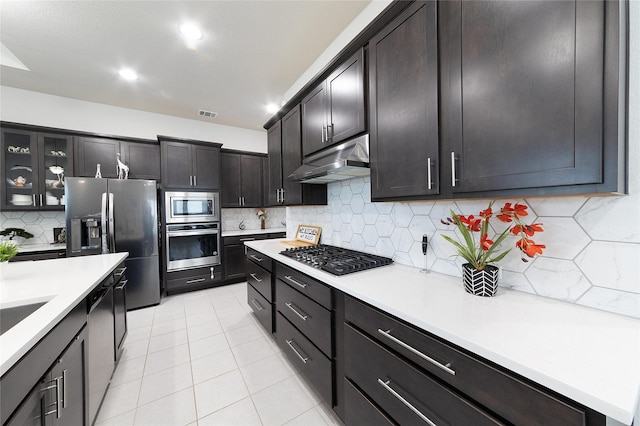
[[441, 202, 545, 270]]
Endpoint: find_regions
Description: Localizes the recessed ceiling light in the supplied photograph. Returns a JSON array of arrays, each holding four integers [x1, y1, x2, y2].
[[118, 68, 138, 81], [179, 23, 203, 40], [266, 103, 279, 114]]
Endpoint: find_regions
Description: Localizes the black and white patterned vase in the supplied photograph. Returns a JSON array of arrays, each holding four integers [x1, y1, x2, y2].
[[462, 263, 499, 297]]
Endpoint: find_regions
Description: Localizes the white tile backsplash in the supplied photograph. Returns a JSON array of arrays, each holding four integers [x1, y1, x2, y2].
[[286, 176, 640, 318], [221, 207, 285, 232], [0, 211, 66, 245]]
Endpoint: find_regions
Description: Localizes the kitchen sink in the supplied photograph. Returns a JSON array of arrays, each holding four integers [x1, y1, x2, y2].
[[0, 302, 48, 335]]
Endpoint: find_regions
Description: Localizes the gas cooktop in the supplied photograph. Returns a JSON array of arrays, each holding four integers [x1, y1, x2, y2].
[[280, 244, 393, 276]]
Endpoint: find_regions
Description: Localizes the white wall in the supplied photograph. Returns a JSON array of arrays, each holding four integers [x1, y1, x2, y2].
[[0, 86, 267, 152]]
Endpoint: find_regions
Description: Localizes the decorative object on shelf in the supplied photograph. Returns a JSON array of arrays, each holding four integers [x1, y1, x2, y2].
[[257, 209, 267, 229], [95, 163, 102, 178], [0, 228, 35, 241], [12, 176, 27, 187], [441, 202, 546, 297], [116, 153, 129, 179], [239, 220, 246, 230], [48, 165, 65, 186]]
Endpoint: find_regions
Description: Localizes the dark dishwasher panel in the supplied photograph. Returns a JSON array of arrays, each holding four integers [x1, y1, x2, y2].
[[87, 281, 115, 425], [113, 264, 128, 363]]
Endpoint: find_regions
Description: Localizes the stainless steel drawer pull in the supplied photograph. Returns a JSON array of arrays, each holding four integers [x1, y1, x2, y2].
[[377, 379, 437, 426], [250, 299, 264, 311], [285, 339, 309, 364], [240, 237, 256, 242], [284, 275, 307, 289], [377, 329, 455, 376], [185, 278, 206, 284], [427, 157, 432, 190], [115, 266, 127, 277], [285, 302, 309, 321], [451, 152, 457, 187], [249, 273, 263, 283], [115, 279, 128, 290], [250, 254, 264, 262], [62, 369, 67, 408]]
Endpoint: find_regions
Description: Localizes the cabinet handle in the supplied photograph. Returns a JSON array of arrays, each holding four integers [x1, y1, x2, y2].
[[55, 376, 62, 418], [451, 152, 457, 187], [115, 279, 128, 290], [210, 266, 215, 280], [186, 278, 206, 284], [249, 273, 262, 283], [193, 176, 197, 186], [32, 194, 37, 206], [283, 275, 307, 289], [427, 157, 432, 190], [62, 369, 67, 408], [328, 124, 333, 141], [240, 237, 256, 242], [250, 254, 264, 262], [377, 329, 455, 376], [285, 302, 309, 321], [115, 266, 127, 277], [280, 188, 284, 203], [40, 193, 44, 206], [377, 379, 437, 426], [250, 299, 264, 311], [285, 339, 309, 364], [321, 126, 326, 143]]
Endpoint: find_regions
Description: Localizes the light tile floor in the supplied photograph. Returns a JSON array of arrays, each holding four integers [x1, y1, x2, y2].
[[95, 283, 344, 426]]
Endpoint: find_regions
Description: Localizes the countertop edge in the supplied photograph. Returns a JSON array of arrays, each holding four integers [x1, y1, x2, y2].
[[221, 228, 286, 238], [245, 239, 640, 425]]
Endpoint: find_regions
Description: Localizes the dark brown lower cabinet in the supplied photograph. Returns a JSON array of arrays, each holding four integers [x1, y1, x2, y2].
[[344, 378, 395, 426]]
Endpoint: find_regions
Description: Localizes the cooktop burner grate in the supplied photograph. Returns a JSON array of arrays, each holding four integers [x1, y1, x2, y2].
[[280, 244, 393, 276]]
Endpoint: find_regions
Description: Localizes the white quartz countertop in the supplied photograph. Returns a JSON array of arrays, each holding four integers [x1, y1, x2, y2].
[[221, 228, 286, 238], [245, 239, 640, 425], [0, 253, 128, 375]]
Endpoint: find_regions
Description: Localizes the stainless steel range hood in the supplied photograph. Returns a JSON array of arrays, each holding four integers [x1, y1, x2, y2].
[[287, 134, 370, 184]]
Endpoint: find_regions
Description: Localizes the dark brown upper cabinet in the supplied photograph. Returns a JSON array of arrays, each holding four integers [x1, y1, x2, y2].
[[369, 1, 439, 201], [75, 136, 160, 180], [266, 106, 327, 206], [221, 151, 264, 208], [302, 48, 366, 158], [438, 0, 627, 197], [159, 136, 222, 190], [2, 126, 74, 210]]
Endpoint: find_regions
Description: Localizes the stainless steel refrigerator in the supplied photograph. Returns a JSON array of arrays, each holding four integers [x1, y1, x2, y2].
[[65, 177, 160, 309]]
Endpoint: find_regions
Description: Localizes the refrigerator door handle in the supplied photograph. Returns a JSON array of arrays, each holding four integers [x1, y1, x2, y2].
[[101, 193, 108, 254], [108, 192, 115, 253]]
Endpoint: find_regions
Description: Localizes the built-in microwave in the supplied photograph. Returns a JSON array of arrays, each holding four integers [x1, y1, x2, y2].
[[165, 191, 220, 224]]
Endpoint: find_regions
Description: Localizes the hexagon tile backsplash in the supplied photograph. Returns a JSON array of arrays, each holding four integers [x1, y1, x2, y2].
[[1, 211, 66, 245], [286, 177, 640, 319]]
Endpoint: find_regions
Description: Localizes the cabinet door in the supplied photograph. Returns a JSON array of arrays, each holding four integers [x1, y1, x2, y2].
[[281, 106, 303, 205], [122, 142, 160, 180], [221, 152, 242, 207], [161, 141, 192, 188], [5, 376, 47, 426], [327, 48, 366, 145], [2, 128, 38, 210], [223, 242, 247, 281], [75, 137, 119, 178], [266, 121, 283, 205], [369, 1, 439, 200], [192, 144, 220, 189], [51, 328, 87, 426], [301, 82, 328, 157], [39, 133, 74, 209], [440, 0, 606, 194], [240, 154, 263, 207]]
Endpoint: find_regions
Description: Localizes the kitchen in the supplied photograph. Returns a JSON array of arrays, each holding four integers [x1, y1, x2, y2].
[[1, 1, 639, 425]]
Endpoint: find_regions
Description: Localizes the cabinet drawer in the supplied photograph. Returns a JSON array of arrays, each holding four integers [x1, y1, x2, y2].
[[276, 279, 332, 357], [277, 263, 331, 309], [345, 325, 503, 426], [247, 260, 272, 301], [345, 296, 588, 426], [276, 312, 332, 403], [344, 378, 395, 426], [224, 235, 260, 246], [246, 248, 272, 272], [248, 283, 273, 333], [166, 271, 223, 293]]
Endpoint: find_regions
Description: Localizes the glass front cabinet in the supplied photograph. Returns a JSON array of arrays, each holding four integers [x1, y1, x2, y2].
[[1, 127, 74, 210]]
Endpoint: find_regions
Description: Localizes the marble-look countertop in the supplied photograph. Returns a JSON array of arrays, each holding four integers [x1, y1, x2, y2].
[[0, 253, 128, 375], [221, 228, 286, 238], [245, 239, 640, 425]]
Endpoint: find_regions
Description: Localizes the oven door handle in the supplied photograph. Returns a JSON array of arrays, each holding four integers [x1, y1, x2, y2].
[[166, 230, 219, 237]]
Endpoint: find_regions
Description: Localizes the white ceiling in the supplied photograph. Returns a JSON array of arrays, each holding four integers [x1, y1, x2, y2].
[[0, 1, 370, 132]]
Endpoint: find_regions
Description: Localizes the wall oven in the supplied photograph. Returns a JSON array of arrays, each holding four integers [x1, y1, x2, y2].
[[165, 222, 220, 271], [165, 191, 220, 224]]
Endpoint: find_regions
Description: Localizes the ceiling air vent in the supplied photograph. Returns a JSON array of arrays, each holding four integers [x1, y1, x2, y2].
[[198, 109, 218, 119]]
